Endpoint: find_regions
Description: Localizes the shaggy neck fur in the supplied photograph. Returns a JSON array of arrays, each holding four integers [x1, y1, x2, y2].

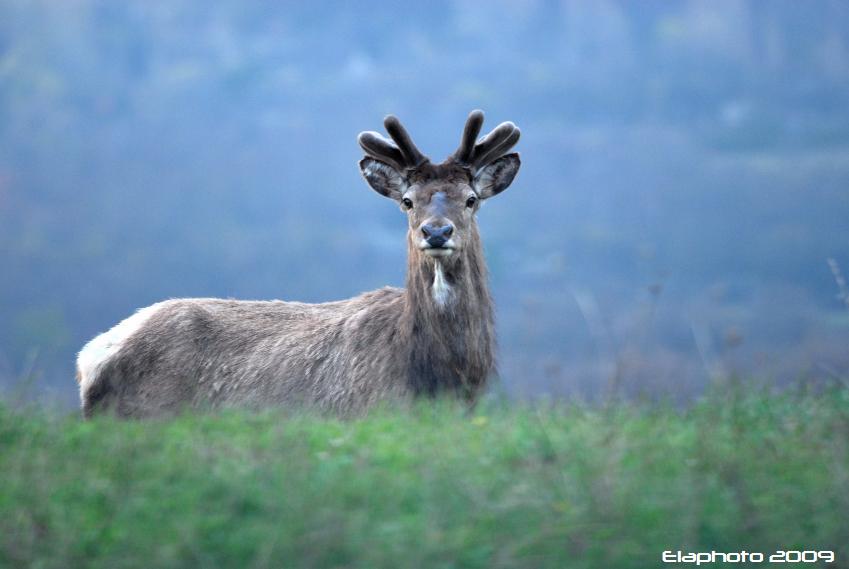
[[402, 224, 495, 398]]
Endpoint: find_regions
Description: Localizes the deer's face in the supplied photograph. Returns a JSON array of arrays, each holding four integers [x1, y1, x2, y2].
[[358, 110, 520, 261], [402, 176, 473, 258], [360, 157, 520, 259]]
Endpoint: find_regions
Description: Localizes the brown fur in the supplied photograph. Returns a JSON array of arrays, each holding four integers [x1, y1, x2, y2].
[[78, 112, 520, 418]]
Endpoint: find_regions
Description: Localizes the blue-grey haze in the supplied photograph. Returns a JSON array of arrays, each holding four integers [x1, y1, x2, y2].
[[1, 0, 848, 405]]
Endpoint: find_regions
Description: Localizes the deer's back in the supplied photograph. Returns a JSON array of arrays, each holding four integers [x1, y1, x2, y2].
[[78, 288, 408, 417]]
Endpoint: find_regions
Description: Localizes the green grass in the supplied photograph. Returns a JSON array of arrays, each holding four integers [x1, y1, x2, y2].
[[2, 384, 848, 568]]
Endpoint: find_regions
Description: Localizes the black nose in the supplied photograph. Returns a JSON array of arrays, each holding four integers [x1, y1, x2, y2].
[[421, 224, 454, 248]]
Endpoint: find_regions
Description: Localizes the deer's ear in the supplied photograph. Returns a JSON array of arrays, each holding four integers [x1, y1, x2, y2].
[[359, 157, 406, 200], [474, 153, 520, 199]]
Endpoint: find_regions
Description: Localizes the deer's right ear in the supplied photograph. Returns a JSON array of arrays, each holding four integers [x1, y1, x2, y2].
[[359, 157, 406, 200]]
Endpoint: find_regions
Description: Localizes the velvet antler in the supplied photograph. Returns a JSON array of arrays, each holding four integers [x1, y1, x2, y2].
[[452, 109, 521, 171], [358, 115, 429, 172]]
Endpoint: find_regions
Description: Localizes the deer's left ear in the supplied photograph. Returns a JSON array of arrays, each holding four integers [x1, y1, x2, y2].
[[359, 157, 407, 200], [474, 153, 520, 199]]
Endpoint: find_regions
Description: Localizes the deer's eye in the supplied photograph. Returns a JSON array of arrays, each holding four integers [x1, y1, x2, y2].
[[402, 197, 413, 209], [465, 196, 478, 208]]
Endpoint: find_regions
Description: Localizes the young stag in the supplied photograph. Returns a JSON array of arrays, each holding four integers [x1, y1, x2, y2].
[[76, 110, 521, 417]]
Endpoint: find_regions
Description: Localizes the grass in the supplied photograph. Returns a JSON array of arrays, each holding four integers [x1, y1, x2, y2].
[[1, 383, 848, 568]]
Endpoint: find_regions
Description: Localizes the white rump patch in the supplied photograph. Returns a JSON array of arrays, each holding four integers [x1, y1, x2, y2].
[[76, 303, 163, 397], [432, 263, 452, 308]]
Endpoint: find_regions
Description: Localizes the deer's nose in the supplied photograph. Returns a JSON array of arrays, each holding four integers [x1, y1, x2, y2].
[[421, 223, 454, 248]]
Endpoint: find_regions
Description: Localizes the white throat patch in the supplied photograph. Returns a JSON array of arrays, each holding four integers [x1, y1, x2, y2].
[[432, 263, 452, 307]]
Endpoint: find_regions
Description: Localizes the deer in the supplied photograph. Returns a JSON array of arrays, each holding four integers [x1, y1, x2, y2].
[[75, 110, 521, 418]]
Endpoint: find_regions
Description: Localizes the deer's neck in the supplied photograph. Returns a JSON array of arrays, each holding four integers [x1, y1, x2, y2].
[[402, 226, 496, 397]]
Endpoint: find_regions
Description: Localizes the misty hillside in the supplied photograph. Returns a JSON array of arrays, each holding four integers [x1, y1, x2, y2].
[[1, 0, 849, 404]]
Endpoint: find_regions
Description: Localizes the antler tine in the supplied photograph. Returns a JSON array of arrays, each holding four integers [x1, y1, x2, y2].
[[384, 115, 428, 168], [454, 109, 485, 165], [358, 131, 406, 172], [473, 124, 520, 168], [470, 121, 518, 168]]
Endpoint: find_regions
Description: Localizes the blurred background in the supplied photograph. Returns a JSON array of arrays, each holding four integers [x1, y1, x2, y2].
[[1, 0, 848, 406]]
